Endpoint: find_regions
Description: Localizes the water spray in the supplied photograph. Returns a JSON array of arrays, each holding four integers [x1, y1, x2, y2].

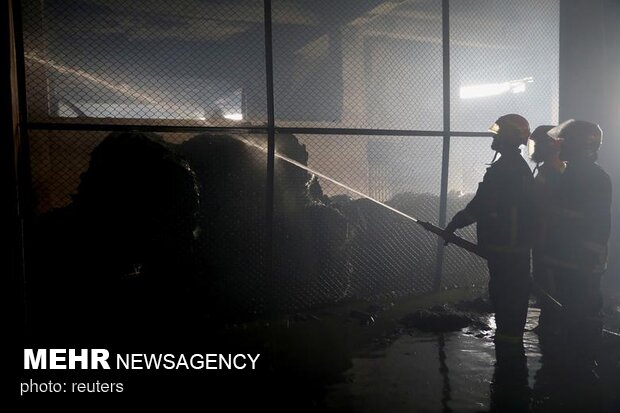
[[236, 136, 420, 223], [234, 135, 482, 256]]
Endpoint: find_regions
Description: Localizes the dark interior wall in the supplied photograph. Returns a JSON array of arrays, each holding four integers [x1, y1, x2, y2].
[[560, 0, 620, 293]]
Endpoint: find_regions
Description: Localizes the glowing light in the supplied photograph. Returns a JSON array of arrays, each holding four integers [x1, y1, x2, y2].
[[460, 77, 533, 99], [223, 113, 243, 121]]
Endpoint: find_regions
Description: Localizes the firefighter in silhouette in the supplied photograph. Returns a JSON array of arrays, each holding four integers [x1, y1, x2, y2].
[[528, 125, 565, 334], [443, 114, 535, 351], [545, 120, 611, 362]]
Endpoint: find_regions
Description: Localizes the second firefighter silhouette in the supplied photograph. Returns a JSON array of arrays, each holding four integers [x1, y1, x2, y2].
[[528, 125, 565, 333], [545, 120, 611, 362], [444, 114, 535, 344]]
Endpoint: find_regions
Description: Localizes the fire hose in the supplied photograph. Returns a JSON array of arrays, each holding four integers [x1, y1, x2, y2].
[[416, 220, 620, 339]]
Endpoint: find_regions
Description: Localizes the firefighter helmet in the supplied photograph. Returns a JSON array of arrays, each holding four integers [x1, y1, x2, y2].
[[527, 125, 558, 163], [549, 120, 602, 161], [488, 114, 530, 147]]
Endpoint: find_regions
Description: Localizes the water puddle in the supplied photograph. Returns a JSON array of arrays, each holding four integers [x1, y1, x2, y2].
[[325, 308, 620, 412]]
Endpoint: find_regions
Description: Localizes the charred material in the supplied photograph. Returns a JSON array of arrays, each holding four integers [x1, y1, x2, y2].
[[400, 304, 491, 332], [178, 133, 348, 318], [28, 132, 201, 342]]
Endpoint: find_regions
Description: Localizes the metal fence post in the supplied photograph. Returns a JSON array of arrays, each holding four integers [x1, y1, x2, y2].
[[12, 0, 35, 326], [263, 0, 276, 314], [434, 0, 450, 292]]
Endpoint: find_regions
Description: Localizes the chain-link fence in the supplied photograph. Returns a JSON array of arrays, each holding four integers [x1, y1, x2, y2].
[[272, 0, 444, 130], [450, 0, 560, 132], [22, 0, 268, 126], [18, 0, 560, 319]]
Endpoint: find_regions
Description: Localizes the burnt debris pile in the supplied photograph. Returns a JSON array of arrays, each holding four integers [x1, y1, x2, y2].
[[400, 299, 493, 332], [178, 133, 349, 317], [28, 132, 201, 341]]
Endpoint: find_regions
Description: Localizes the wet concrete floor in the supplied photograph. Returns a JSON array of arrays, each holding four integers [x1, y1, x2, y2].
[[325, 308, 620, 412]]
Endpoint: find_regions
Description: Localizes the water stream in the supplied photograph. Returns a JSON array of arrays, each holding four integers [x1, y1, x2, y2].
[[235, 136, 421, 224]]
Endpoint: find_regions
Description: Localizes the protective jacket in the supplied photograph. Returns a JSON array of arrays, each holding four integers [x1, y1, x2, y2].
[[449, 149, 535, 255], [546, 159, 611, 273]]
